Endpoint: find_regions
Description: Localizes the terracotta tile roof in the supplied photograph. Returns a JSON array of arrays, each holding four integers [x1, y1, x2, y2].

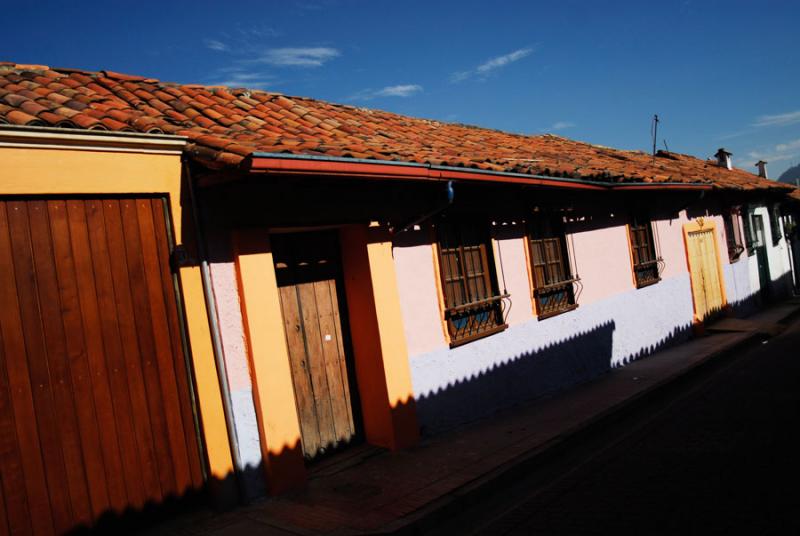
[[0, 62, 791, 193]]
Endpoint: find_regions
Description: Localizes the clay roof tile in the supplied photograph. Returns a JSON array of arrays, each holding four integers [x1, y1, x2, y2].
[[102, 70, 146, 82], [0, 62, 790, 194], [6, 109, 43, 126]]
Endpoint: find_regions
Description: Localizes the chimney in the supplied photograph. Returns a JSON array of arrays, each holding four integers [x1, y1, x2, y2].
[[756, 160, 768, 179], [715, 148, 732, 170]]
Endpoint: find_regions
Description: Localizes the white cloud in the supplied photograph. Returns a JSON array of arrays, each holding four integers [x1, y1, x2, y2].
[[742, 138, 800, 167], [204, 39, 229, 52], [255, 47, 340, 67], [374, 84, 423, 97], [716, 129, 751, 141], [550, 121, 575, 130], [449, 71, 472, 83], [451, 47, 534, 82], [776, 139, 800, 153], [753, 110, 800, 128], [476, 48, 533, 74], [348, 84, 423, 101], [212, 69, 277, 89], [236, 25, 281, 39]]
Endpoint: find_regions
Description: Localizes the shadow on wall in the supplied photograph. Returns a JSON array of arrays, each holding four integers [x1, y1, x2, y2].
[[768, 271, 796, 302], [612, 323, 692, 367], [728, 287, 764, 318], [414, 320, 692, 435], [727, 270, 794, 318]]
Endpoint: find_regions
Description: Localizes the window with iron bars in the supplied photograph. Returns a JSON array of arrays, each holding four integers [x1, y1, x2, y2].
[[437, 218, 507, 347], [723, 206, 745, 263], [628, 216, 661, 288], [527, 213, 578, 319]]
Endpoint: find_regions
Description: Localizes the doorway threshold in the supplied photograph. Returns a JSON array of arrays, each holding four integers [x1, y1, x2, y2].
[[309, 444, 387, 479]]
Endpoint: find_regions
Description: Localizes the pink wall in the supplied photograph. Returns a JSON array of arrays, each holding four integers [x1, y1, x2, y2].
[[654, 209, 730, 280], [392, 219, 649, 355], [392, 211, 728, 358], [393, 235, 448, 356], [491, 224, 534, 326], [568, 222, 634, 306], [654, 211, 690, 280], [710, 213, 732, 266]]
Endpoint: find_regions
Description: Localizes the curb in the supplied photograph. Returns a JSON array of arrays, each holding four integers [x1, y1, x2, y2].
[[381, 305, 800, 535]]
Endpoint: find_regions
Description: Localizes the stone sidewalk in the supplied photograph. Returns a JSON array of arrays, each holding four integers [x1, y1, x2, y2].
[[153, 299, 800, 536]]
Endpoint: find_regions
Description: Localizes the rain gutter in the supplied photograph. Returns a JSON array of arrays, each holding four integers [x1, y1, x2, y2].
[[245, 152, 713, 191]]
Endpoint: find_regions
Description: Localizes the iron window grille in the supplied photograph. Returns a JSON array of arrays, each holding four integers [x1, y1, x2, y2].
[[628, 216, 663, 288], [527, 213, 579, 319], [437, 218, 508, 347], [723, 206, 745, 262]]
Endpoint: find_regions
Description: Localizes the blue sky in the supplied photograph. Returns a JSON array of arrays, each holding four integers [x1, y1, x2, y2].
[[3, 0, 799, 177]]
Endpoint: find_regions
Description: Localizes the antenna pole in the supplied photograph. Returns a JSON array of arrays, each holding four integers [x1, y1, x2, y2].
[[651, 114, 659, 159]]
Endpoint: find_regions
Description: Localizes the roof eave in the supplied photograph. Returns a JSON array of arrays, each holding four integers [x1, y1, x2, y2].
[[244, 152, 718, 192], [0, 124, 186, 155]]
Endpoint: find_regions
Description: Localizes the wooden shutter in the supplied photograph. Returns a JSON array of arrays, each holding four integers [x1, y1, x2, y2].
[[437, 219, 505, 345], [527, 214, 577, 318], [629, 218, 660, 288]]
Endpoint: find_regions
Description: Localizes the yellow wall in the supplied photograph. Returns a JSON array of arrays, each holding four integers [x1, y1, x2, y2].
[[0, 144, 234, 483], [0, 148, 179, 198], [232, 228, 307, 493]]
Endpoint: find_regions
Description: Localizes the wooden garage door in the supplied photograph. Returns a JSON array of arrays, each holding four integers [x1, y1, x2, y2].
[[0, 197, 204, 534], [686, 227, 726, 321]]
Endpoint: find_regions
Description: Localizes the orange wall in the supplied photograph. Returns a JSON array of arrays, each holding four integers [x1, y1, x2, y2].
[[340, 224, 419, 450]]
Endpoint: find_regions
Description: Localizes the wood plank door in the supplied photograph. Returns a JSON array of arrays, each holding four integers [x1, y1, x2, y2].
[[686, 226, 726, 322], [271, 230, 360, 461], [0, 197, 204, 534]]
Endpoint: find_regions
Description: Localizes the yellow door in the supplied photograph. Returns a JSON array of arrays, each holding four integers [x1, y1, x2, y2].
[[685, 222, 726, 322]]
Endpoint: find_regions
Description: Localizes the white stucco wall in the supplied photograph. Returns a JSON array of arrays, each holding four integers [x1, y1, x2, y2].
[[206, 229, 266, 499], [749, 205, 793, 298]]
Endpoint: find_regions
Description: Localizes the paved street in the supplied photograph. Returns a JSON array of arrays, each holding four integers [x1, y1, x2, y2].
[[430, 317, 800, 535]]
